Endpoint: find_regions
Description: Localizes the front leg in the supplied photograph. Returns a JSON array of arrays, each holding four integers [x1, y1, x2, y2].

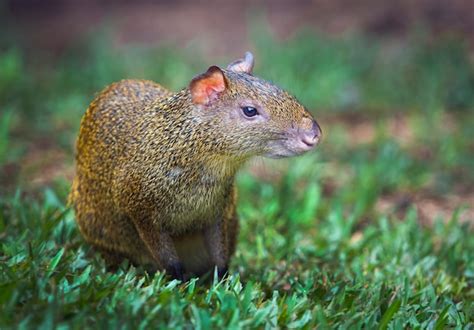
[[133, 220, 184, 280], [203, 218, 229, 279]]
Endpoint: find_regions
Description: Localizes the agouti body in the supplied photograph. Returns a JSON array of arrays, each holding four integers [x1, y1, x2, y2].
[[70, 52, 321, 280]]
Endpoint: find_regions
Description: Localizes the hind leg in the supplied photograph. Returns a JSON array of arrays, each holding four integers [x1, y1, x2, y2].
[[95, 246, 128, 271], [94, 245, 158, 273], [75, 204, 157, 270]]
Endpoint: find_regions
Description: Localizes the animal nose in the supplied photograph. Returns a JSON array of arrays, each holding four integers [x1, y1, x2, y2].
[[300, 120, 322, 149]]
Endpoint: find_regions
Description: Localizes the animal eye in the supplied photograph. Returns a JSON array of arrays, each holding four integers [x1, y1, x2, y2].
[[241, 106, 258, 117]]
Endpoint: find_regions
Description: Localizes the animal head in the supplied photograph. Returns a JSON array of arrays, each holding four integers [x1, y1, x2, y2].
[[188, 52, 321, 159]]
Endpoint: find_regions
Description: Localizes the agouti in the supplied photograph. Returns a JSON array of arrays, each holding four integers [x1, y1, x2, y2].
[[69, 52, 321, 280]]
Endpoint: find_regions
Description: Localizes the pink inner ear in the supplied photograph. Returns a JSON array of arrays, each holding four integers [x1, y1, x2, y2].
[[190, 66, 226, 105], [203, 77, 225, 103], [206, 86, 219, 95]]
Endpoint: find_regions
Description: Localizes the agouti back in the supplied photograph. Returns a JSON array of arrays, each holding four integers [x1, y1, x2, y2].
[[70, 52, 321, 280]]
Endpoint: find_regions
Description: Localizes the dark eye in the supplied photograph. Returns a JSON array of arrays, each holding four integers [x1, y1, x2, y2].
[[241, 106, 258, 117]]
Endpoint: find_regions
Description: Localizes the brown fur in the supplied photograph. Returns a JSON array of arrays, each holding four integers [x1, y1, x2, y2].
[[69, 55, 319, 280]]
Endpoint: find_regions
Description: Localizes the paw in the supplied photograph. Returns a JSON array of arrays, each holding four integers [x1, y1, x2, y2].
[[167, 262, 185, 281], [217, 265, 229, 280]]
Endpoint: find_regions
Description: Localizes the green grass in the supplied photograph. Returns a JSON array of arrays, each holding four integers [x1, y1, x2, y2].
[[1, 177, 473, 328], [0, 26, 473, 328]]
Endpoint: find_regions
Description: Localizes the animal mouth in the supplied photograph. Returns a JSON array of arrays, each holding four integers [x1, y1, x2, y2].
[[264, 140, 316, 159], [302, 138, 316, 147], [263, 124, 322, 158]]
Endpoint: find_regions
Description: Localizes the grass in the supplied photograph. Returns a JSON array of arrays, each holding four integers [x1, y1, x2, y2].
[[0, 26, 473, 328], [1, 178, 473, 328]]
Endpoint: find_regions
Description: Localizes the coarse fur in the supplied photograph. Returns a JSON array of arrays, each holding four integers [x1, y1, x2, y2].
[[69, 53, 320, 280]]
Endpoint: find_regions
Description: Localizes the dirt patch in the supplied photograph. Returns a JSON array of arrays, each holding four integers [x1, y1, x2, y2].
[[1, 143, 74, 194], [20, 147, 73, 188], [376, 191, 474, 226], [323, 111, 458, 148]]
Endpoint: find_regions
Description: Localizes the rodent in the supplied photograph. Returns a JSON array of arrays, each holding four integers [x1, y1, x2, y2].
[[69, 52, 321, 280]]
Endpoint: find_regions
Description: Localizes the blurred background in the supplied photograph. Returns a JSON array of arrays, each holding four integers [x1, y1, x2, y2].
[[1, 0, 473, 224]]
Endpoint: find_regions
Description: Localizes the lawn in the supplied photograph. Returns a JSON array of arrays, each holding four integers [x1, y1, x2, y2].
[[0, 28, 473, 328]]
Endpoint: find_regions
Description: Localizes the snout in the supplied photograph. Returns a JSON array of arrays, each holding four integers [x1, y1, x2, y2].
[[264, 118, 322, 159], [297, 120, 322, 151]]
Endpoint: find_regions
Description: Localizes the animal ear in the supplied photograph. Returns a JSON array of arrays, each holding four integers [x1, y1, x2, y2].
[[227, 51, 254, 74], [189, 66, 227, 105]]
